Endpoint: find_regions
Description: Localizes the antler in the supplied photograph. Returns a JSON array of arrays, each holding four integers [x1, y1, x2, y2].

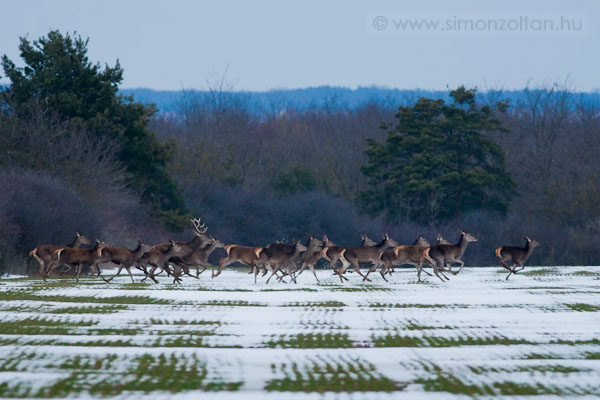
[[190, 217, 208, 234]]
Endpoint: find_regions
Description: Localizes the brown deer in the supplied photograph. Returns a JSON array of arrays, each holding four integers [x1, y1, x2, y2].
[[139, 240, 183, 283], [380, 235, 434, 281], [386, 234, 430, 275], [97, 241, 153, 283], [496, 236, 540, 280], [260, 239, 308, 284], [340, 234, 399, 282], [29, 233, 91, 281], [421, 230, 478, 282], [170, 237, 225, 279], [140, 218, 211, 279], [54, 239, 107, 282], [214, 244, 263, 278], [320, 235, 351, 282], [294, 234, 327, 283]]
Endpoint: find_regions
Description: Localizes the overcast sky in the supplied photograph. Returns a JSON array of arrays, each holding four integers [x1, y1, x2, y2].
[[0, 0, 597, 91]]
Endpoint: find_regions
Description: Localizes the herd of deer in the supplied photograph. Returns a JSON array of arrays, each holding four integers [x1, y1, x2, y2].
[[28, 218, 540, 284]]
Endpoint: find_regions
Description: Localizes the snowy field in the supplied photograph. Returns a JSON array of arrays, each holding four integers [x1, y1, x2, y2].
[[0, 266, 599, 399]]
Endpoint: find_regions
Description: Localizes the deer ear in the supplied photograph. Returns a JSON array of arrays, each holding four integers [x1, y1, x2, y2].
[[459, 229, 465, 234], [524, 236, 531, 241], [76, 232, 81, 237]]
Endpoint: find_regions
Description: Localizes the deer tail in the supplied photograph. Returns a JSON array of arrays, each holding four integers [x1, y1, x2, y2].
[[254, 247, 263, 258], [495, 246, 503, 258], [29, 248, 37, 257], [423, 247, 435, 266], [224, 244, 235, 257], [55, 248, 65, 259]]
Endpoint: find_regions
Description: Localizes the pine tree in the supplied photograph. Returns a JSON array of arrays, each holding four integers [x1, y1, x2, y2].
[[359, 86, 515, 223], [1, 31, 188, 229]]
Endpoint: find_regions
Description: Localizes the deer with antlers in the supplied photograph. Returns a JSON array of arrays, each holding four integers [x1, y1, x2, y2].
[[420, 230, 478, 282], [97, 241, 153, 283], [170, 237, 225, 280], [496, 236, 540, 280], [139, 218, 211, 281], [54, 239, 107, 282], [29, 233, 91, 281]]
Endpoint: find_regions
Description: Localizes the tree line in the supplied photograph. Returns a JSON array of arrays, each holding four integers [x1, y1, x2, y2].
[[1, 30, 599, 273]]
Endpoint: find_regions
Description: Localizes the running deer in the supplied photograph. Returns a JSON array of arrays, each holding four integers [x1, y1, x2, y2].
[[171, 237, 225, 279], [320, 235, 351, 282], [54, 239, 107, 282], [295, 234, 327, 283], [340, 234, 399, 282], [260, 239, 308, 284], [98, 241, 153, 283], [421, 230, 478, 282], [30, 233, 91, 281], [380, 235, 434, 281], [496, 236, 540, 280], [141, 218, 211, 279], [140, 240, 183, 283], [387, 234, 430, 275], [214, 244, 263, 278]]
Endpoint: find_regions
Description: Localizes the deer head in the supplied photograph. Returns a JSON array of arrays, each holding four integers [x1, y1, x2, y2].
[[459, 230, 478, 242], [524, 236, 540, 248]]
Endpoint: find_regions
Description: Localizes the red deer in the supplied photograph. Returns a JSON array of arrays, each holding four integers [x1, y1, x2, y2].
[[214, 244, 263, 278], [97, 241, 153, 283], [421, 230, 478, 282], [54, 239, 107, 282], [170, 237, 225, 279], [496, 236, 540, 280], [337, 234, 399, 282], [256, 239, 308, 284], [29, 233, 91, 281], [379, 235, 434, 281], [294, 234, 327, 283], [140, 240, 183, 283]]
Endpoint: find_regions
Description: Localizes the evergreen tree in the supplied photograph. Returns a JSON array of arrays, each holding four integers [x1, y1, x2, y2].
[[359, 86, 515, 223], [1, 31, 188, 229]]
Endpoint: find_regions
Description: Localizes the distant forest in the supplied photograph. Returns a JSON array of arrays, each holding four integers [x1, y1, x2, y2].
[[2, 31, 600, 273]]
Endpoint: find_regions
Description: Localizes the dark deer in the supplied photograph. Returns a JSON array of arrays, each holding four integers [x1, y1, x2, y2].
[[54, 239, 107, 282], [421, 230, 478, 282], [171, 237, 225, 279], [141, 218, 211, 279], [260, 239, 308, 284], [30, 233, 91, 281], [97, 241, 153, 283], [140, 240, 183, 283], [496, 236, 540, 280]]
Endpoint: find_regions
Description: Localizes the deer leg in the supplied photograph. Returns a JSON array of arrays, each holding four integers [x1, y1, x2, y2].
[[309, 264, 320, 283], [104, 264, 124, 283], [451, 260, 465, 275], [431, 258, 447, 283], [364, 262, 379, 280], [379, 264, 389, 282], [213, 258, 233, 278]]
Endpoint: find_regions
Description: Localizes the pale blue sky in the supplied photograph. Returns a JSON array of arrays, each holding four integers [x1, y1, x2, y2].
[[0, 0, 597, 91]]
